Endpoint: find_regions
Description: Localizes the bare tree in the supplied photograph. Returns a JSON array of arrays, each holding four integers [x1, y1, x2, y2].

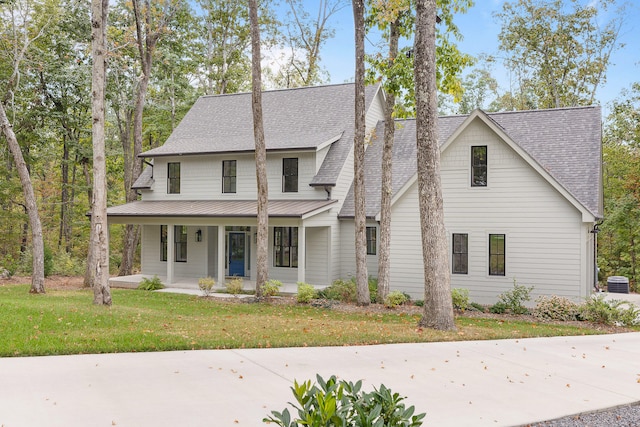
[[119, 0, 180, 276], [249, 0, 268, 297], [414, 0, 454, 330], [89, 0, 112, 305], [353, 0, 369, 305]]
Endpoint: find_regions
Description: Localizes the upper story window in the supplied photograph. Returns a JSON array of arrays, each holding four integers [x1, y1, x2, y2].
[[471, 146, 487, 187], [452, 233, 468, 274], [282, 158, 298, 192], [366, 226, 377, 255], [222, 160, 237, 193], [489, 234, 505, 276], [274, 226, 298, 268], [167, 162, 181, 194]]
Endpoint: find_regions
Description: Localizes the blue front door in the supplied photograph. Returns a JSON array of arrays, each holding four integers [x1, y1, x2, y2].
[[228, 232, 245, 277]]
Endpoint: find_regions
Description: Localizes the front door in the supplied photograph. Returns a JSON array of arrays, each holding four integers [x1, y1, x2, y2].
[[228, 232, 245, 277]]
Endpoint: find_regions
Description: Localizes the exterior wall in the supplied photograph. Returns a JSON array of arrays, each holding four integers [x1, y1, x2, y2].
[[141, 224, 208, 279], [387, 119, 591, 303], [338, 221, 379, 281], [142, 151, 327, 201]]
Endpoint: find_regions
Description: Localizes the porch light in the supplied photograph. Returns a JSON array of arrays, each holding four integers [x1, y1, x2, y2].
[[195, 229, 202, 242]]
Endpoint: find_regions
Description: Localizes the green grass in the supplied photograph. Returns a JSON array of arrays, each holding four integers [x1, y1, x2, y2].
[[0, 284, 625, 357]]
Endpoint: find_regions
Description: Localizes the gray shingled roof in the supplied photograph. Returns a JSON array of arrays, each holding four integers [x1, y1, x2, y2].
[[132, 165, 154, 189], [140, 83, 379, 188], [339, 106, 602, 219], [107, 199, 337, 218]]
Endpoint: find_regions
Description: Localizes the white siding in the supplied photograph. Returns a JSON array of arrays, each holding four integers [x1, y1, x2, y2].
[[305, 227, 329, 286], [388, 119, 591, 303], [140, 224, 208, 279], [142, 152, 327, 201], [338, 221, 379, 280]]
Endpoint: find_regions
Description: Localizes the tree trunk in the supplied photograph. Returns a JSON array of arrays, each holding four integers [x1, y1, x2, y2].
[[352, 0, 369, 305], [377, 19, 399, 304], [249, 0, 268, 298], [414, 0, 455, 330], [0, 103, 45, 294], [90, 0, 112, 305]]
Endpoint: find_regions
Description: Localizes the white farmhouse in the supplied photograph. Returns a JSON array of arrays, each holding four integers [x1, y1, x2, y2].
[[107, 83, 602, 303]]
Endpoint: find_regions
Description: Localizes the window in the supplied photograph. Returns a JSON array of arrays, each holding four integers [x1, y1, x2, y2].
[[452, 233, 468, 274], [274, 227, 298, 267], [160, 225, 168, 262], [168, 162, 181, 194], [366, 227, 377, 255], [222, 160, 237, 193], [175, 225, 187, 262], [471, 146, 487, 187], [282, 158, 298, 192], [489, 234, 505, 276]]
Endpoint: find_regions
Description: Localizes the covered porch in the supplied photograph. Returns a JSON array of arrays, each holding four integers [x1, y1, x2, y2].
[[106, 199, 337, 289]]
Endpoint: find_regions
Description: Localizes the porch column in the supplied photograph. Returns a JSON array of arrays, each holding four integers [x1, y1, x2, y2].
[[217, 225, 225, 287], [167, 224, 175, 285], [297, 224, 306, 283]]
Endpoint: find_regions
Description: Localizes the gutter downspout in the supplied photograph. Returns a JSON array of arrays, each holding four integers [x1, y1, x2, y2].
[[591, 222, 602, 292]]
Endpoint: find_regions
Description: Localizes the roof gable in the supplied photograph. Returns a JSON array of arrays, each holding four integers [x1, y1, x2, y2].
[[339, 106, 602, 219]]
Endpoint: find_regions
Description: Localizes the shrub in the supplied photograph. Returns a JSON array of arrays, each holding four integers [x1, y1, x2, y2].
[[318, 279, 357, 303], [451, 288, 470, 311], [264, 374, 425, 427], [490, 281, 533, 315], [413, 300, 424, 307], [261, 279, 282, 298], [137, 275, 164, 291], [578, 295, 640, 326], [469, 302, 486, 312], [51, 251, 85, 276], [198, 277, 216, 297], [225, 277, 244, 295], [368, 276, 378, 303], [43, 245, 53, 277], [296, 282, 317, 304], [533, 295, 579, 321], [384, 290, 408, 308]]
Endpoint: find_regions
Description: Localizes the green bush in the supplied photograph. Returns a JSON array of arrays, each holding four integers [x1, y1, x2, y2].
[[226, 277, 244, 295], [533, 295, 579, 321], [137, 275, 164, 291], [578, 295, 640, 326], [468, 302, 486, 312], [368, 276, 378, 303], [384, 290, 408, 308], [490, 281, 533, 315], [43, 245, 53, 277], [318, 279, 357, 303], [296, 282, 317, 304], [51, 251, 85, 276], [261, 279, 282, 298], [264, 374, 425, 427], [413, 300, 424, 307], [451, 288, 470, 311], [198, 276, 216, 297]]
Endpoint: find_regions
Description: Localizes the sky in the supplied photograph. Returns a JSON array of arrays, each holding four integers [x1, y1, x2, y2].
[[306, 0, 640, 115]]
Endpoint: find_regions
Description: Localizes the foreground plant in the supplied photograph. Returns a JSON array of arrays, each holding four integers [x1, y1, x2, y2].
[[264, 374, 425, 426]]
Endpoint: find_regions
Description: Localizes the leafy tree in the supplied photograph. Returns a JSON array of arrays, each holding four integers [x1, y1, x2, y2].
[[493, 0, 624, 110], [249, 0, 268, 297], [599, 83, 640, 289], [414, 0, 455, 330]]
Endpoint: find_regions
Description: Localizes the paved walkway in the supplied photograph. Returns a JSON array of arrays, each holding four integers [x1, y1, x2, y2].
[[1, 332, 639, 427]]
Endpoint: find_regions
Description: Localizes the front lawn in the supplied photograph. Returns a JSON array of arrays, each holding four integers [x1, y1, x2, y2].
[[0, 284, 628, 357]]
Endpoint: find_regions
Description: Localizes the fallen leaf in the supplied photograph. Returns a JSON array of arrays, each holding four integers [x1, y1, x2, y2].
[[566, 384, 571, 388]]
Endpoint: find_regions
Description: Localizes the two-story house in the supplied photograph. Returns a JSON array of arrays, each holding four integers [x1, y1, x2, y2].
[[107, 83, 602, 304]]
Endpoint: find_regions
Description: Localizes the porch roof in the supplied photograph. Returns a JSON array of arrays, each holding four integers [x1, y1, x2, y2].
[[106, 199, 337, 219]]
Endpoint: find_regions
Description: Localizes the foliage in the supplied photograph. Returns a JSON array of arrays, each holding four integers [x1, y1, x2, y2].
[[137, 275, 165, 291], [226, 277, 244, 295], [318, 279, 357, 303], [261, 279, 283, 298], [468, 302, 486, 312], [384, 290, 409, 308], [490, 282, 533, 315], [451, 288, 470, 311], [598, 83, 640, 289], [578, 295, 640, 326], [263, 374, 426, 426], [198, 276, 216, 297], [51, 251, 85, 276], [296, 282, 317, 304], [492, 0, 624, 109], [532, 295, 579, 321], [43, 245, 54, 278]]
